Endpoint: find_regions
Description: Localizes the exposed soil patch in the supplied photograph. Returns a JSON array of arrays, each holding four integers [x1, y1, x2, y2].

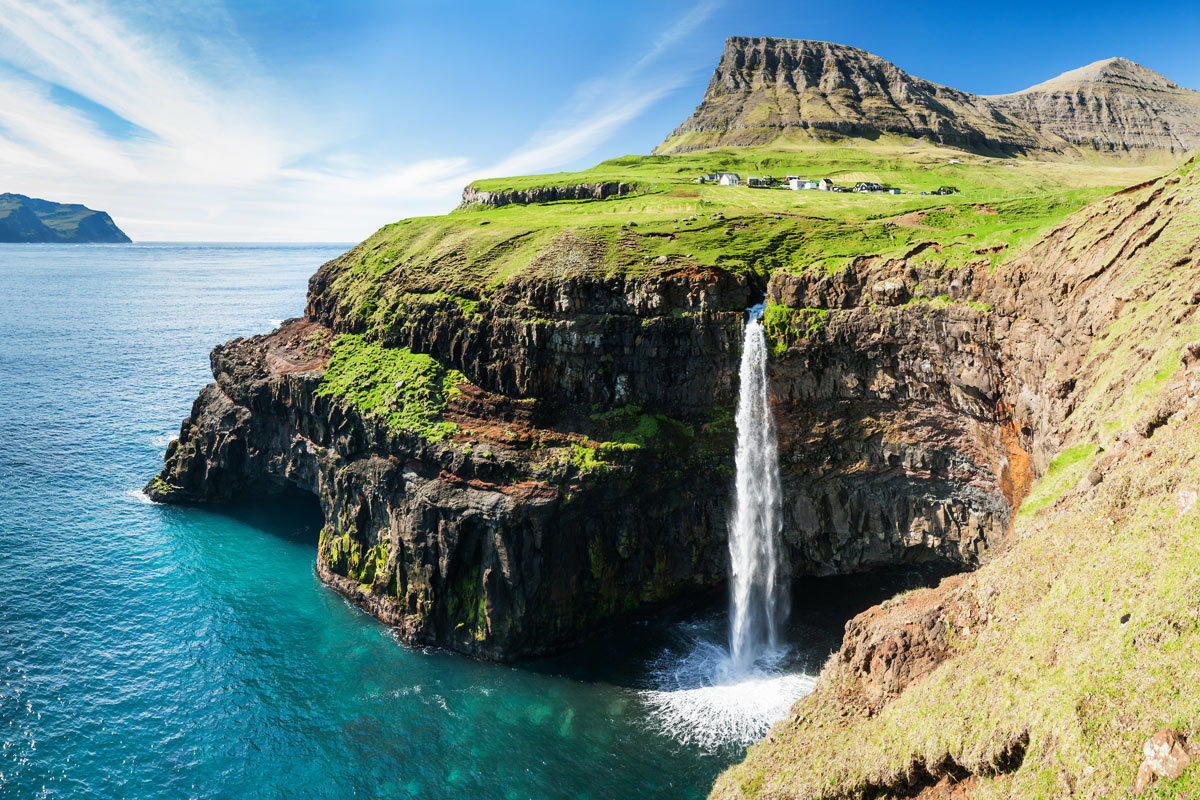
[[890, 211, 934, 229]]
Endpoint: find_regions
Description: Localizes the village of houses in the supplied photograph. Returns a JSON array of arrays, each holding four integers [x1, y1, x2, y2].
[[695, 172, 959, 196]]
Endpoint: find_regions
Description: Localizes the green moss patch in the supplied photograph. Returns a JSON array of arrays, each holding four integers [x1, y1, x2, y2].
[[763, 304, 830, 354], [316, 334, 465, 442]]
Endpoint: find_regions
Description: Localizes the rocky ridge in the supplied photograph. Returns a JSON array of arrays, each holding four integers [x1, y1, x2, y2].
[[989, 57, 1200, 159], [656, 37, 1200, 161]]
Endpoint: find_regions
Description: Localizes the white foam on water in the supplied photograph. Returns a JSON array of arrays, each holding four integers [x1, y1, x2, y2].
[[125, 488, 154, 505], [640, 635, 817, 751], [149, 433, 175, 448]]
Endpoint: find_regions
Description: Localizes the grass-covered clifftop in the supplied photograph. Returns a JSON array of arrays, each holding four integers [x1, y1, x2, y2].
[[316, 141, 1159, 328]]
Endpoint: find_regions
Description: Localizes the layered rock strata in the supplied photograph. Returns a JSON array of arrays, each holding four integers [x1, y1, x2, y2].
[[656, 37, 1200, 160], [657, 37, 1043, 155], [989, 57, 1200, 158]]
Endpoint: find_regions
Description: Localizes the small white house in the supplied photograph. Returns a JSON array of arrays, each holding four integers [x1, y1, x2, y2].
[[717, 173, 740, 186], [789, 179, 819, 191], [818, 178, 834, 191]]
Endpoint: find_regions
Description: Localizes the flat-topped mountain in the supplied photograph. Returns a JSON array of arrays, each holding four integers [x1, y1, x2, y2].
[[656, 37, 1200, 161], [0, 194, 131, 243]]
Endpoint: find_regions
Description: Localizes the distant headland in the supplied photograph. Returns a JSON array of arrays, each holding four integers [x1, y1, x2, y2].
[[0, 193, 130, 243]]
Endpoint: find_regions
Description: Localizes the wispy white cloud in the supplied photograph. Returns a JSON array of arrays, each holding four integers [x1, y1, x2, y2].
[[0, 0, 720, 241], [631, 0, 725, 74]]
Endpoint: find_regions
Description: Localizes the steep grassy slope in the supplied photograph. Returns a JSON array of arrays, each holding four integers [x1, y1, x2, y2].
[[712, 159, 1200, 799], [715, 420, 1200, 799]]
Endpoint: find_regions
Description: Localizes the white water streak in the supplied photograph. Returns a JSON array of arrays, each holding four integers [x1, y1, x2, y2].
[[640, 310, 811, 751], [727, 313, 789, 671]]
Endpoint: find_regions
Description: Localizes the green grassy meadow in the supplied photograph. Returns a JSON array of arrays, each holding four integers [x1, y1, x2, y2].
[[323, 140, 1162, 320]]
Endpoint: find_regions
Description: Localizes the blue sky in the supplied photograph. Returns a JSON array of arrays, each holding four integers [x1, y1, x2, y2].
[[0, 0, 1197, 242]]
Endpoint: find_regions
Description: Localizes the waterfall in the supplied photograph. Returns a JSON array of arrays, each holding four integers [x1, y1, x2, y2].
[[727, 305, 788, 672], [639, 304, 813, 751]]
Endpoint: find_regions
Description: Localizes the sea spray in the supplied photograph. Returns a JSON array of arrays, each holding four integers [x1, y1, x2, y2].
[[641, 622, 816, 750], [727, 305, 788, 671]]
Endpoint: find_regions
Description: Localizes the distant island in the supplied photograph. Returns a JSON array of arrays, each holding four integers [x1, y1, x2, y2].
[[0, 193, 130, 243]]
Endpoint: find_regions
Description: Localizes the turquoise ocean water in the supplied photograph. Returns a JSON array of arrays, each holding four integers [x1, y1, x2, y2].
[[0, 243, 916, 799]]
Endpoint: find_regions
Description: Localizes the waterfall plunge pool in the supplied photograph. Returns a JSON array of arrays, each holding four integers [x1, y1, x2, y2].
[[524, 563, 963, 757]]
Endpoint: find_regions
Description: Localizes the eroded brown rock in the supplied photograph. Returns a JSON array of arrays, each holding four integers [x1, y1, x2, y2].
[[830, 574, 993, 713], [1135, 728, 1193, 794]]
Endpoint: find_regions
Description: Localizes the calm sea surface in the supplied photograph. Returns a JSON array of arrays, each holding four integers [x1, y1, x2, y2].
[[0, 243, 907, 799]]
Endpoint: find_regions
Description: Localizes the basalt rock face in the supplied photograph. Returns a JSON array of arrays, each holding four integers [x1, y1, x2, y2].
[[152, 275, 750, 660], [460, 182, 636, 208], [306, 265, 752, 416], [762, 260, 1025, 578], [656, 37, 1200, 161], [151, 256, 1025, 658]]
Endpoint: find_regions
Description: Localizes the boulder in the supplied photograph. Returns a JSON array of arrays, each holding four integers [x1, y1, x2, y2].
[[1135, 728, 1193, 794]]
